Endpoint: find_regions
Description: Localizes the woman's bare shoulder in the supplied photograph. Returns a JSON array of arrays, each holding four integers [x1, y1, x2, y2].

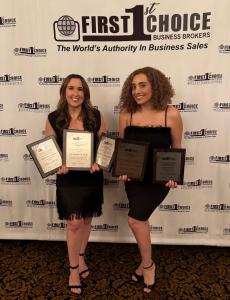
[[119, 109, 130, 118], [167, 105, 181, 119]]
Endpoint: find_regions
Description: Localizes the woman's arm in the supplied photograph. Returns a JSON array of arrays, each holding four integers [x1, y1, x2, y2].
[[97, 113, 107, 138], [45, 118, 56, 138], [166, 106, 183, 188], [91, 112, 107, 173], [119, 111, 130, 138], [167, 106, 183, 148], [118, 111, 131, 181]]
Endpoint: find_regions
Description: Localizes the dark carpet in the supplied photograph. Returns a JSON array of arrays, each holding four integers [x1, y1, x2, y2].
[[0, 240, 229, 299]]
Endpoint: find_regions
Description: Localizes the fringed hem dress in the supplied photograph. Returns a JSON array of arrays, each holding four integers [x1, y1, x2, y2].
[[48, 109, 103, 220], [124, 107, 172, 221]]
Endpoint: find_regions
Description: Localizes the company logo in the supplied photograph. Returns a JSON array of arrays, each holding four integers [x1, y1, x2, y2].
[[14, 46, 47, 57], [184, 129, 217, 139], [0, 74, 22, 85], [188, 72, 222, 85], [18, 102, 50, 112], [218, 44, 230, 54], [0, 16, 16, 27], [205, 203, 230, 212], [104, 178, 119, 185], [150, 225, 163, 233], [107, 131, 119, 138], [185, 156, 195, 165], [173, 102, 198, 112], [113, 202, 129, 210], [182, 179, 213, 189], [0, 154, 9, 161], [178, 225, 208, 234], [38, 75, 65, 85], [0, 176, 31, 185], [54, 15, 80, 42], [159, 204, 190, 212], [0, 198, 12, 207], [5, 220, 33, 228], [223, 228, 230, 235], [87, 75, 120, 87], [26, 199, 56, 208], [23, 154, 33, 161], [47, 222, 67, 230], [209, 155, 230, 164], [0, 128, 27, 136], [0, 104, 3, 111], [53, 5, 211, 43], [113, 105, 120, 114], [45, 178, 56, 185], [91, 223, 118, 232], [213, 102, 230, 111]]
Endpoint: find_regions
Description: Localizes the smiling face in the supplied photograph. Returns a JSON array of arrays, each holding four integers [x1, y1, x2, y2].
[[131, 73, 153, 107], [65, 78, 84, 109]]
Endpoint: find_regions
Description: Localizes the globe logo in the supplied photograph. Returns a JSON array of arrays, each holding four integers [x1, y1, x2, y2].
[[53, 15, 80, 41], [57, 15, 76, 36]]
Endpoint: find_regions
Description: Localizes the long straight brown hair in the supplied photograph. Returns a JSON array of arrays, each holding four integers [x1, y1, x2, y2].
[[55, 74, 96, 132]]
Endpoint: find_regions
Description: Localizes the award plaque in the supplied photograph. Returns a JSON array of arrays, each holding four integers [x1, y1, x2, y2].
[[112, 139, 149, 181], [95, 134, 116, 171], [152, 148, 186, 184], [63, 129, 93, 170], [26, 136, 62, 178]]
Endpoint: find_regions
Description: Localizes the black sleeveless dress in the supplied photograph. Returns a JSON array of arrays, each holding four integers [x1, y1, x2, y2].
[[124, 108, 172, 221], [48, 109, 103, 220]]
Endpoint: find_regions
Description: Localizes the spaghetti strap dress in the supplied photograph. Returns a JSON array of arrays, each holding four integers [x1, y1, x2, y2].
[[124, 107, 172, 221], [48, 109, 103, 220]]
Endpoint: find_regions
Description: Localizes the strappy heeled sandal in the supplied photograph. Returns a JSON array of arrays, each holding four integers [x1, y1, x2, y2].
[[69, 265, 82, 295], [79, 253, 90, 279], [131, 271, 143, 282], [143, 261, 156, 293]]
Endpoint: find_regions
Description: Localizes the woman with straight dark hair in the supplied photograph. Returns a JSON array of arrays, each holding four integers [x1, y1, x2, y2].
[[45, 74, 106, 295]]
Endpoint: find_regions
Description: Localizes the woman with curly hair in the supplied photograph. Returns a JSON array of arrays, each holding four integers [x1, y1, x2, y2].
[[119, 67, 183, 293], [45, 74, 106, 295]]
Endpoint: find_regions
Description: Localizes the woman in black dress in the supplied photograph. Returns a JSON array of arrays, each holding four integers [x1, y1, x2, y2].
[[45, 74, 106, 295], [119, 67, 183, 293]]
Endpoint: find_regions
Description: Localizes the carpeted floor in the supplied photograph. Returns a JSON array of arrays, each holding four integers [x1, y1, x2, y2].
[[0, 240, 229, 299]]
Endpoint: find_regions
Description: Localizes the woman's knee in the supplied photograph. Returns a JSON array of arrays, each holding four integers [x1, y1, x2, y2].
[[83, 217, 92, 226], [67, 219, 83, 231], [128, 216, 143, 228], [128, 217, 148, 229]]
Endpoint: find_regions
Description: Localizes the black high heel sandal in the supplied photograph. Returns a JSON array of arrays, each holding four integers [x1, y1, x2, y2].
[[79, 253, 90, 278], [131, 271, 143, 282], [69, 265, 82, 295], [143, 261, 156, 293]]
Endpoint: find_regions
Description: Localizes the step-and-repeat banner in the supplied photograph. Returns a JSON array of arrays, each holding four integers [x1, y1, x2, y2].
[[0, 0, 229, 246]]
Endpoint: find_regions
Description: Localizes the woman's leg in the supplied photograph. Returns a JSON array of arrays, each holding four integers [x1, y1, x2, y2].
[[128, 216, 155, 292], [128, 216, 152, 267], [67, 218, 84, 294], [79, 217, 92, 277]]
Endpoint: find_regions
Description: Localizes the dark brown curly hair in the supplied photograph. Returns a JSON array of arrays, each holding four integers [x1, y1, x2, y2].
[[56, 74, 96, 132], [119, 67, 174, 112]]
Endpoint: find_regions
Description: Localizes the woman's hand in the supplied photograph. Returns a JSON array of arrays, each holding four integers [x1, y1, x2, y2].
[[165, 180, 177, 189], [119, 175, 131, 182], [57, 166, 69, 174], [90, 163, 100, 173]]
